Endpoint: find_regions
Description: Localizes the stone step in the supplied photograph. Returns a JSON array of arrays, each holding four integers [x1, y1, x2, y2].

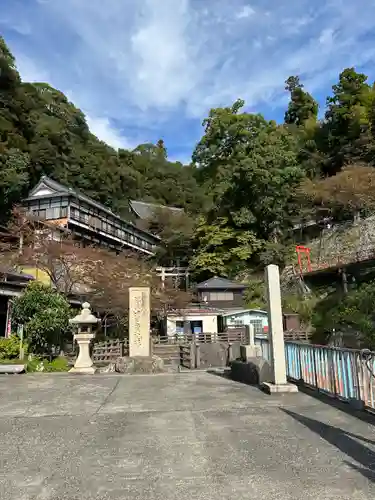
[[0, 364, 26, 374]]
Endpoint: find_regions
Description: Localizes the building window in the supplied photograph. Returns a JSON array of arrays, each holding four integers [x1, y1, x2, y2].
[[70, 207, 78, 220], [208, 291, 234, 301], [176, 321, 184, 335], [36, 209, 46, 219], [250, 320, 263, 335], [46, 207, 67, 220]]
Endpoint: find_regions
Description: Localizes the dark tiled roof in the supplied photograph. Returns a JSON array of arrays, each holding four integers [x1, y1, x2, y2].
[[28, 176, 113, 216], [195, 276, 247, 290], [129, 200, 183, 220]]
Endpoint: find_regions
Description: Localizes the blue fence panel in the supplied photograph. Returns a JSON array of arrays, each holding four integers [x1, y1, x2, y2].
[[285, 342, 375, 411], [255, 336, 270, 362], [255, 337, 375, 411]]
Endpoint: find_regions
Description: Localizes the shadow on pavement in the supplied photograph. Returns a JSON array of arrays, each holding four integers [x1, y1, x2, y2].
[[296, 384, 375, 428], [282, 408, 375, 483]]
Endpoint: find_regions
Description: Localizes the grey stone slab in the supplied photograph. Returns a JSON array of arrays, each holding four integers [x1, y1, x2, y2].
[[0, 372, 375, 499], [0, 364, 25, 374], [262, 381, 299, 393]]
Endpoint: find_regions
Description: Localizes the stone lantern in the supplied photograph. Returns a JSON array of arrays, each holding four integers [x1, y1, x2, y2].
[[69, 302, 100, 374]]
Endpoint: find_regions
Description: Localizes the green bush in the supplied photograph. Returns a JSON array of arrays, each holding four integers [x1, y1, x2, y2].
[[312, 280, 375, 349], [44, 357, 69, 372], [26, 356, 70, 372], [12, 282, 72, 356], [0, 335, 20, 359]]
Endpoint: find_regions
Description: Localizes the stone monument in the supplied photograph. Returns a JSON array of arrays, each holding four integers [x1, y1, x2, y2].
[[129, 287, 151, 358], [240, 324, 262, 360], [231, 323, 272, 385], [262, 264, 298, 394], [110, 286, 164, 374], [69, 302, 99, 374]]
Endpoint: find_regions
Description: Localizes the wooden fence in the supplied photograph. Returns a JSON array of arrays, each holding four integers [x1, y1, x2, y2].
[[152, 329, 248, 345], [180, 344, 195, 369], [283, 330, 311, 342], [92, 339, 128, 362]]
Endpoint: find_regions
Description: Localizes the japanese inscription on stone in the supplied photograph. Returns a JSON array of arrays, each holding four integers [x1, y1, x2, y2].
[[129, 287, 150, 357]]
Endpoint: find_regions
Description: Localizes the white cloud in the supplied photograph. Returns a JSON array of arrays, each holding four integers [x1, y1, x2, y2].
[[16, 54, 51, 84], [129, 0, 198, 109], [319, 28, 335, 46], [85, 115, 136, 151], [236, 5, 255, 19], [2, 0, 375, 151]]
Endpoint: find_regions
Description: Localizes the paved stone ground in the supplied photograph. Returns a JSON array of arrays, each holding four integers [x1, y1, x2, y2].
[[1, 372, 375, 500]]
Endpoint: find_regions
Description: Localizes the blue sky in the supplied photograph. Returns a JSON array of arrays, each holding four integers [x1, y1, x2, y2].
[[2, 0, 375, 164]]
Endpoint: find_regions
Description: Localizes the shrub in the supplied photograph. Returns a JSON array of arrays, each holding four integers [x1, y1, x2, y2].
[[44, 357, 69, 372], [312, 280, 375, 349], [12, 282, 72, 355], [26, 356, 70, 372], [0, 335, 20, 359]]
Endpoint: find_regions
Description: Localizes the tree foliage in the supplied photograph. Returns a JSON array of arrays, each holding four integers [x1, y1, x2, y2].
[[284, 76, 318, 126], [300, 164, 375, 215], [12, 281, 72, 354], [192, 101, 304, 276], [312, 281, 375, 349]]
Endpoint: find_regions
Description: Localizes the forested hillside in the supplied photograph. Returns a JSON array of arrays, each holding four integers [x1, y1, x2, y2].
[[0, 37, 205, 223], [2, 35, 375, 280]]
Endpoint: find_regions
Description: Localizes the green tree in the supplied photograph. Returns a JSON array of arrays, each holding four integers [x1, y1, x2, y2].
[[312, 281, 375, 349], [244, 279, 266, 309], [192, 101, 305, 274], [141, 207, 196, 265], [284, 76, 318, 126], [12, 282, 72, 355], [190, 217, 262, 277], [0, 148, 29, 220], [323, 68, 374, 173]]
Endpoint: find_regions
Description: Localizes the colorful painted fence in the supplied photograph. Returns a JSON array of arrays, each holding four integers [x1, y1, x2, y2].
[[254, 337, 375, 412]]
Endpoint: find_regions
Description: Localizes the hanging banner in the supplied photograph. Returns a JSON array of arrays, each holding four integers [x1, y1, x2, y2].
[[5, 300, 12, 338]]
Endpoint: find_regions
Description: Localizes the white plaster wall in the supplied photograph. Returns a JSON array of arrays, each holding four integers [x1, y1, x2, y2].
[[202, 315, 218, 333], [166, 315, 218, 335], [167, 318, 177, 336]]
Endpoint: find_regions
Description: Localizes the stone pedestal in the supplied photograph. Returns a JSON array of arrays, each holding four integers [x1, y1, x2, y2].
[[240, 344, 262, 360], [69, 333, 96, 374], [129, 287, 151, 358], [240, 325, 261, 360], [263, 264, 298, 394], [231, 358, 273, 385]]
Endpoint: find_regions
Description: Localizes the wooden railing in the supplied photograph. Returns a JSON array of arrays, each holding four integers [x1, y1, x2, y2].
[[152, 330, 247, 345], [92, 339, 128, 362], [180, 344, 195, 369], [283, 330, 311, 342]]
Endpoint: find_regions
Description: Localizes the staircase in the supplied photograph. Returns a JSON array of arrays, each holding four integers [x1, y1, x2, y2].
[[152, 344, 181, 371]]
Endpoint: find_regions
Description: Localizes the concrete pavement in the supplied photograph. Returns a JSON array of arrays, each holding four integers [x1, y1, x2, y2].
[[0, 371, 375, 499]]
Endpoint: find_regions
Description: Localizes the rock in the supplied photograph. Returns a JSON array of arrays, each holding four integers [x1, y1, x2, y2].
[[98, 363, 116, 373], [231, 357, 273, 385], [115, 356, 165, 374]]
